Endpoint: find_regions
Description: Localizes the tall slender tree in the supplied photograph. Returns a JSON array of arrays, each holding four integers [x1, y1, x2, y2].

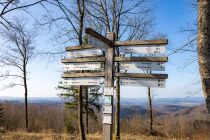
[[0, 19, 36, 130], [198, 0, 210, 113], [39, 1, 87, 138]]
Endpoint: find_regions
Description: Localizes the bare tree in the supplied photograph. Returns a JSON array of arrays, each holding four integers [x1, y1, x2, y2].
[[37, 0, 87, 139], [0, 0, 46, 29], [0, 19, 36, 130], [198, 0, 210, 114]]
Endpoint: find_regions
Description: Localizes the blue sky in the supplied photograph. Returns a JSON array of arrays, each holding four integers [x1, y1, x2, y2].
[[0, 0, 202, 98]]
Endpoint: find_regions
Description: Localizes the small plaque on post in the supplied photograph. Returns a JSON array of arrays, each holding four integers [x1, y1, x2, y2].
[[104, 87, 114, 96], [104, 96, 112, 105], [102, 114, 112, 124], [103, 105, 112, 114]]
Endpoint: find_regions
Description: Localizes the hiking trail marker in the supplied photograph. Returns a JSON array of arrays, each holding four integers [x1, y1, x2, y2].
[[61, 28, 168, 140]]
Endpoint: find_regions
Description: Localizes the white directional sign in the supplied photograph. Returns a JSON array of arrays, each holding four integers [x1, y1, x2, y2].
[[102, 114, 112, 124], [120, 62, 165, 71], [103, 105, 112, 114], [63, 78, 103, 86], [67, 49, 103, 58], [64, 62, 102, 71], [120, 45, 166, 55], [120, 78, 165, 88], [88, 35, 109, 52]]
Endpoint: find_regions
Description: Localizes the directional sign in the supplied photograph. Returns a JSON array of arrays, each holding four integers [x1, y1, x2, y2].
[[64, 62, 102, 71], [120, 45, 166, 55], [120, 78, 165, 88], [88, 35, 109, 52], [102, 114, 112, 124], [62, 78, 103, 86], [103, 105, 112, 114], [120, 62, 165, 71], [67, 49, 103, 58]]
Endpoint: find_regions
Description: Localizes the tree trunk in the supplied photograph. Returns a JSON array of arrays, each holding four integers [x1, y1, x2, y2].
[[0, 102, 3, 126], [85, 87, 89, 135], [198, 0, 210, 113], [115, 47, 120, 140], [78, 86, 86, 140], [148, 87, 153, 134], [23, 65, 28, 131], [77, 0, 86, 139]]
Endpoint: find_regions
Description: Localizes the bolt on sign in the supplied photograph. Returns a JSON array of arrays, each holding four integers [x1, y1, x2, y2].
[[61, 28, 168, 140]]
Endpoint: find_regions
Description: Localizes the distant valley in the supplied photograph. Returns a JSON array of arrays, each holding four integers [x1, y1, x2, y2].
[[0, 96, 208, 119]]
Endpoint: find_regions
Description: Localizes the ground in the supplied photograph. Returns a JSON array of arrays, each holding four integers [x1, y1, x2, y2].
[[0, 131, 169, 140]]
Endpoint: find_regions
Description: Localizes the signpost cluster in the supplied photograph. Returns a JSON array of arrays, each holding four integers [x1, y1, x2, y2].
[[61, 28, 168, 140]]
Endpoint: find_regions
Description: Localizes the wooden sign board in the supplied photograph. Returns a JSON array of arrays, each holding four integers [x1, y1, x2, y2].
[[88, 34, 109, 52], [102, 114, 112, 124], [67, 49, 103, 58], [104, 96, 112, 105], [104, 87, 114, 96], [120, 62, 165, 71], [120, 46, 165, 55], [64, 62, 102, 71], [62, 78, 103, 86], [103, 105, 112, 114], [120, 78, 165, 88]]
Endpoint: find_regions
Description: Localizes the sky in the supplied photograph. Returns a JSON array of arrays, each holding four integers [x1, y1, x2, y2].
[[0, 0, 202, 99]]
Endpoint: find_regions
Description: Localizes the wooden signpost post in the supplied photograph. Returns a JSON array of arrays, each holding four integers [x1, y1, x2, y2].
[[61, 28, 168, 140]]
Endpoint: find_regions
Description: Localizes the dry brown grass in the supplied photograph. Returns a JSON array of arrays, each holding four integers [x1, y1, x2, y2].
[[1, 131, 169, 140], [1, 102, 210, 140]]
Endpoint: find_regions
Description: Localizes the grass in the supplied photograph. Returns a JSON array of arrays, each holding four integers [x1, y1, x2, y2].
[[1, 131, 169, 140]]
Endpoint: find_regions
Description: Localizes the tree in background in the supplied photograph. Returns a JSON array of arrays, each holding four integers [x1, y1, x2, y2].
[[57, 85, 102, 134], [0, 102, 3, 126], [38, 0, 87, 139], [0, 19, 36, 130], [198, 0, 210, 114], [0, 0, 46, 29]]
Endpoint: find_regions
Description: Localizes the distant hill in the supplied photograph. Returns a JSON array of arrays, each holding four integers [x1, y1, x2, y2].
[[0, 96, 207, 119], [0, 96, 205, 106]]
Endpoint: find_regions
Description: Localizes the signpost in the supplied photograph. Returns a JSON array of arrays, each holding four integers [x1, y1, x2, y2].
[[61, 28, 168, 140]]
